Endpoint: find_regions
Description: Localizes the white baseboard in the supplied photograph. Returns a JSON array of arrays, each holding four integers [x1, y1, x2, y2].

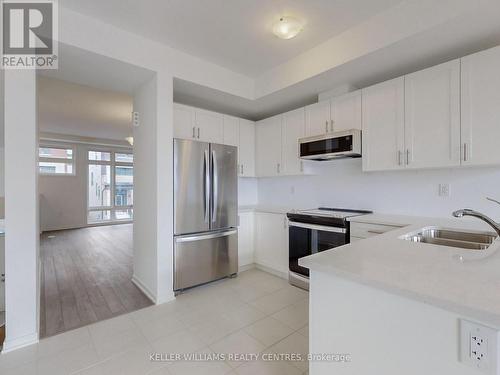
[[238, 263, 255, 273], [254, 263, 288, 280], [131, 274, 157, 304], [2, 332, 38, 353]]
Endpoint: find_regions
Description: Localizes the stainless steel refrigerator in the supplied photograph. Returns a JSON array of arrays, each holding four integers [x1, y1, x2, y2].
[[173, 139, 238, 291]]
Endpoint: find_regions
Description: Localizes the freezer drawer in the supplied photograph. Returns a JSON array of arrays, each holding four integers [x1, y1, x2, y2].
[[174, 229, 238, 291]]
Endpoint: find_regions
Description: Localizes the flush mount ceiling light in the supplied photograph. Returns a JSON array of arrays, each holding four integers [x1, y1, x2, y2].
[[125, 136, 134, 146], [272, 16, 303, 39]]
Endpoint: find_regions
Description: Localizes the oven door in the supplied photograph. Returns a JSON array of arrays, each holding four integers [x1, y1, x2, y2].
[[288, 222, 347, 277]]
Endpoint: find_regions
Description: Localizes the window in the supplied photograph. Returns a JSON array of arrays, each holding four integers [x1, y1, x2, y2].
[[87, 150, 133, 223], [39, 146, 75, 175]]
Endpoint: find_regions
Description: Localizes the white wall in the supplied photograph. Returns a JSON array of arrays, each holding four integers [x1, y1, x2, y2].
[[238, 178, 258, 206], [133, 73, 174, 304], [258, 159, 500, 218], [310, 271, 491, 375], [4, 70, 39, 352]]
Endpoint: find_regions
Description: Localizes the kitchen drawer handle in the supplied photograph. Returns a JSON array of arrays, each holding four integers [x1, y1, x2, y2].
[[463, 143, 467, 162], [367, 230, 385, 235], [197, 127, 200, 139], [192, 127, 196, 138], [175, 229, 237, 243]]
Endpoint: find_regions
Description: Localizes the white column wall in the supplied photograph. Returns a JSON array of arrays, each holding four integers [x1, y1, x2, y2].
[[4, 70, 39, 351], [132, 74, 175, 304]]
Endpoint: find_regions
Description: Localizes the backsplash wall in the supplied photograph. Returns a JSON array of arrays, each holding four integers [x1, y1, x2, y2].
[[257, 158, 500, 219]]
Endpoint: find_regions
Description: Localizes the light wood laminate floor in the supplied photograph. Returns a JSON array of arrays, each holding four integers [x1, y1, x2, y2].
[[40, 224, 152, 338]]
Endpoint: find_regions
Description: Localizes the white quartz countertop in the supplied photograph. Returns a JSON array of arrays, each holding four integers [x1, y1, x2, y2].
[[238, 205, 293, 215], [300, 214, 500, 327]]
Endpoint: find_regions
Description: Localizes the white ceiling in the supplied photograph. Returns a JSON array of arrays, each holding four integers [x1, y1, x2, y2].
[[59, 0, 403, 77], [38, 76, 133, 141]]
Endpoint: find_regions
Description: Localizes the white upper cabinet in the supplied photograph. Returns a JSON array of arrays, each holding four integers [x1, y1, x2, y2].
[[305, 100, 331, 136], [282, 107, 305, 175], [362, 77, 405, 171], [238, 119, 256, 177], [194, 108, 224, 144], [404, 59, 461, 169], [461, 45, 500, 166], [173, 103, 195, 140], [331, 90, 362, 132], [223, 115, 239, 147], [256, 115, 282, 177]]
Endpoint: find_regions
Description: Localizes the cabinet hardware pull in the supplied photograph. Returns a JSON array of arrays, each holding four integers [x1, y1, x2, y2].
[[325, 121, 328, 133], [241, 164, 244, 174], [367, 230, 385, 235], [192, 127, 196, 138], [277, 163, 281, 174], [406, 149, 410, 165], [197, 127, 200, 139], [463, 143, 467, 162]]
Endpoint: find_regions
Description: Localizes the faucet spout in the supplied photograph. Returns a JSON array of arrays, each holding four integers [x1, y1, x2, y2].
[[453, 209, 500, 236]]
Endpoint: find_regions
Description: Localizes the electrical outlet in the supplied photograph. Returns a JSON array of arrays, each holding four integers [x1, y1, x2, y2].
[[439, 183, 450, 197], [460, 319, 499, 374]]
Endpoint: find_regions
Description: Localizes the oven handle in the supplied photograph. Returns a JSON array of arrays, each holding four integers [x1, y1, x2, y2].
[[288, 221, 346, 234]]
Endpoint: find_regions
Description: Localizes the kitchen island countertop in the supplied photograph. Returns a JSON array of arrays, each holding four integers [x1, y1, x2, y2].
[[300, 213, 500, 327]]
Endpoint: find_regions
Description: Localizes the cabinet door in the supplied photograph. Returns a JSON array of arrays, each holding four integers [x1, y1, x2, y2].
[[255, 115, 282, 177], [195, 108, 224, 143], [239, 119, 256, 177], [362, 78, 405, 171], [223, 115, 239, 147], [173, 103, 195, 140], [404, 60, 461, 169], [331, 90, 362, 132], [282, 108, 305, 175], [254, 212, 288, 275], [238, 211, 254, 268], [305, 100, 331, 136], [461, 46, 500, 166]]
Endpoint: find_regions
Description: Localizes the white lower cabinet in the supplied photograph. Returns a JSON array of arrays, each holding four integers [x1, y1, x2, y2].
[[238, 211, 255, 269], [254, 212, 288, 276]]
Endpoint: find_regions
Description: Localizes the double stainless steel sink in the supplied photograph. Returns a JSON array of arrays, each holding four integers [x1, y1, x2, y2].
[[401, 227, 497, 250]]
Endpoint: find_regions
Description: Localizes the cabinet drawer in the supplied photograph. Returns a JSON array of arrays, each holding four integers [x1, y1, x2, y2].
[[350, 222, 402, 239]]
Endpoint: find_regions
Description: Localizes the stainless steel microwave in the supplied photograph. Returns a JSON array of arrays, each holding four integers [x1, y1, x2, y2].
[[299, 129, 362, 161]]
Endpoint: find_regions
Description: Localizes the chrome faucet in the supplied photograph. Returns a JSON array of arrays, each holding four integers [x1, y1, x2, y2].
[[452, 197, 500, 236]]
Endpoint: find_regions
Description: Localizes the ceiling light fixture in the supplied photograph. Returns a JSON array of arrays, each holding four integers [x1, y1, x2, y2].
[[272, 16, 303, 39], [125, 136, 134, 146]]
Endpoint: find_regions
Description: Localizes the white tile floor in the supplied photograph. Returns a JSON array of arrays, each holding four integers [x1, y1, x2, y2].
[[0, 269, 309, 375]]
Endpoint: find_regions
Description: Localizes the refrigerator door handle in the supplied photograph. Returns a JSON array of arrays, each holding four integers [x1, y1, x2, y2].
[[175, 229, 237, 243], [203, 149, 210, 223], [211, 149, 218, 223]]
